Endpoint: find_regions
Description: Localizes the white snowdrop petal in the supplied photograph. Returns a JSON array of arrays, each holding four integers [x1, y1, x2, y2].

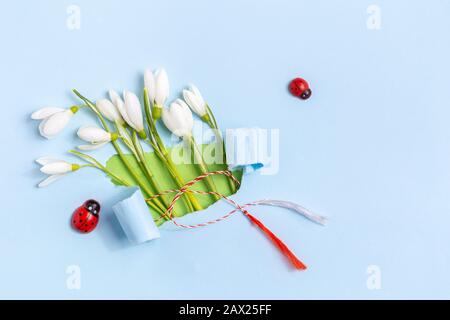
[[183, 90, 195, 108], [162, 100, 194, 138], [40, 162, 72, 175], [117, 101, 132, 126], [178, 101, 194, 136], [144, 69, 156, 103], [155, 68, 169, 106], [161, 109, 177, 137], [190, 86, 207, 116], [191, 85, 203, 100], [193, 94, 205, 111], [96, 99, 122, 123], [35, 157, 61, 166], [40, 110, 73, 138], [124, 91, 144, 131], [176, 99, 194, 121], [31, 107, 65, 120], [77, 126, 111, 143], [38, 174, 65, 188], [183, 90, 206, 116], [38, 118, 51, 139], [77, 142, 108, 151], [109, 90, 123, 106], [111, 90, 132, 127]]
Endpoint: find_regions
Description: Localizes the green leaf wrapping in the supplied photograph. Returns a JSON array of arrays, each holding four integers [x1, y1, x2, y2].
[[106, 144, 243, 226]]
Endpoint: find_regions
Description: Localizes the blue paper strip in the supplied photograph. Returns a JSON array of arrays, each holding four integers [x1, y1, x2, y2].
[[112, 187, 160, 244]]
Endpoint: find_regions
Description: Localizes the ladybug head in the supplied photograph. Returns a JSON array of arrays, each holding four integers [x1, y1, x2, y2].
[[83, 199, 100, 216], [300, 89, 312, 100]]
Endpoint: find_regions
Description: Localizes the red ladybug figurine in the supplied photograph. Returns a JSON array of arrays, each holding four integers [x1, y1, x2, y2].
[[289, 77, 312, 100], [71, 199, 100, 233]]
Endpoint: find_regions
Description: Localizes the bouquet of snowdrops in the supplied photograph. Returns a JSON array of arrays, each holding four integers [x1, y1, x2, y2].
[[32, 69, 240, 223]]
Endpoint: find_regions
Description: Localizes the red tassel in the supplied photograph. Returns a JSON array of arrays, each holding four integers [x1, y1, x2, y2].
[[244, 210, 307, 270]]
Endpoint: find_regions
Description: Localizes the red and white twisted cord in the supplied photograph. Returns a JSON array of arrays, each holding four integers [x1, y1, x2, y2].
[[146, 170, 326, 270]]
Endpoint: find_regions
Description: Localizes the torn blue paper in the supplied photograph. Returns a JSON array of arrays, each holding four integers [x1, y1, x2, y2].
[[225, 128, 276, 175], [112, 187, 160, 244]]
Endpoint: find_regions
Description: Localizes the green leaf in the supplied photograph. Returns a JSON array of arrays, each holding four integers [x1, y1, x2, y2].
[[105, 143, 243, 226]]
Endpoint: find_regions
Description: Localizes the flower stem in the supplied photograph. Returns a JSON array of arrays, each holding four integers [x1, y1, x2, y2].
[[188, 135, 221, 202], [205, 103, 238, 193], [69, 151, 128, 185], [143, 89, 203, 212], [112, 140, 166, 215], [117, 126, 167, 213], [72, 89, 166, 217], [131, 131, 171, 213], [69, 150, 163, 214]]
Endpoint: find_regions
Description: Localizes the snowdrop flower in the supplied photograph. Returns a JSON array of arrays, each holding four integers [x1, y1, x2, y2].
[[108, 90, 128, 122], [183, 85, 209, 120], [145, 68, 169, 120], [31, 106, 79, 139], [144, 69, 157, 104], [155, 69, 169, 107], [123, 90, 146, 138], [96, 99, 124, 125], [162, 99, 194, 138], [108, 90, 124, 109], [36, 157, 80, 187], [77, 126, 118, 150], [109, 90, 146, 139]]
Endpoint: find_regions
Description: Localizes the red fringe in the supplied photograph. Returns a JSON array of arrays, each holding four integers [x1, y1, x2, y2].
[[244, 211, 307, 270]]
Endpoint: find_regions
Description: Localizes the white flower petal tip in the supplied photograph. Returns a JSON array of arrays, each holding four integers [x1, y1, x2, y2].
[[162, 99, 194, 138], [77, 126, 112, 150], [110, 90, 132, 126], [96, 99, 124, 124], [123, 90, 144, 132], [38, 174, 66, 188], [35, 157, 60, 166], [108, 90, 123, 105], [155, 68, 169, 107], [31, 107, 65, 120], [183, 85, 207, 117], [40, 110, 73, 137], [77, 126, 111, 143], [33, 107, 75, 139], [40, 161, 73, 175], [36, 157, 77, 187], [144, 69, 156, 103], [77, 141, 108, 151]]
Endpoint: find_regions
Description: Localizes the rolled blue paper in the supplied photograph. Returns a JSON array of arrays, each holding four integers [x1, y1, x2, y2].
[[112, 187, 160, 244], [225, 128, 268, 174], [243, 162, 264, 174]]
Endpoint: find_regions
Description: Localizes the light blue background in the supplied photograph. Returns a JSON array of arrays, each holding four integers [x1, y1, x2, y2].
[[1, 0, 449, 299]]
